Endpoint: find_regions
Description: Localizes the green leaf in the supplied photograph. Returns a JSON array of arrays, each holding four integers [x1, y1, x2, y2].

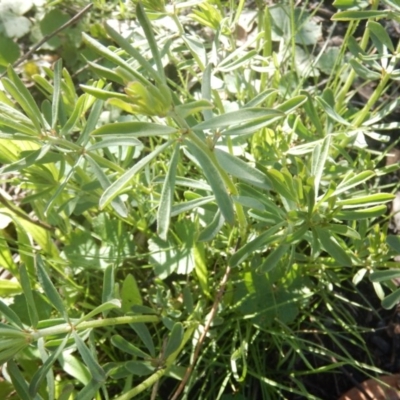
[[85, 154, 128, 218], [129, 323, 156, 357], [100, 140, 174, 209], [229, 223, 285, 267], [0, 35, 20, 66], [58, 353, 91, 385], [157, 144, 180, 240], [370, 269, 400, 282], [72, 331, 106, 383], [51, 59, 62, 130], [349, 59, 381, 80], [198, 209, 224, 242], [121, 274, 143, 313], [104, 21, 163, 85], [29, 334, 69, 397], [335, 205, 387, 220], [337, 193, 395, 207], [215, 148, 271, 189], [300, 90, 324, 136], [334, 170, 375, 196], [311, 135, 331, 197], [111, 335, 150, 359], [387, 235, 400, 253], [75, 300, 121, 326], [368, 21, 395, 52], [276, 95, 307, 114], [164, 322, 184, 360], [77, 98, 104, 147], [82, 33, 150, 86], [382, 288, 400, 310], [19, 264, 39, 328], [136, 2, 165, 83], [75, 378, 103, 400], [92, 121, 177, 137], [332, 10, 389, 20], [175, 100, 214, 119], [102, 264, 115, 305], [260, 244, 290, 273], [124, 361, 155, 376], [171, 196, 215, 217], [315, 227, 352, 266], [7, 360, 32, 400], [35, 254, 68, 321], [185, 140, 234, 224], [316, 96, 351, 125], [266, 169, 297, 202], [0, 299, 23, 328], [193, 108, 283, 131]]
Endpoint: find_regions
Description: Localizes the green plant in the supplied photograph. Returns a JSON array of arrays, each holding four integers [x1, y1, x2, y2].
[[1, 0, 400, 399]]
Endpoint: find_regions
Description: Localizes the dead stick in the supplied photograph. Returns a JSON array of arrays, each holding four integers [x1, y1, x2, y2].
[[170, 262, 234, 400], [0, 3, 93, 78]]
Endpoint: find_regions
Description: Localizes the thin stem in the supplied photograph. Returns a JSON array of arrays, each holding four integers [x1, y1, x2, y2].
[[31, 315, 160, 340]]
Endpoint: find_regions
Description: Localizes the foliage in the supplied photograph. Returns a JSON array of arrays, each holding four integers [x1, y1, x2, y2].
[[0, 0, 400, 399]]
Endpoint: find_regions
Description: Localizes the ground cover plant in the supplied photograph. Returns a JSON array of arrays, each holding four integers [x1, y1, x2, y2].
[[2, 0, 400, 399]]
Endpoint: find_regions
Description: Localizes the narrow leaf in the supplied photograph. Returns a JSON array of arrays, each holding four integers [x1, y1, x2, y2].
[[215, 148, 271, 189], [92, 121, 177, 137], [185, 140, 234, 224], [100, 140, 174, 209], [157, 144, 180, 240], [315, 227, 352, 266], [73, 330, 106, 383], [382, 288, 400, 310], [111, 335, 150, 359], [51, 59, 62, 130], [36, 254, 68, 321], [164, 322, 184, 360]]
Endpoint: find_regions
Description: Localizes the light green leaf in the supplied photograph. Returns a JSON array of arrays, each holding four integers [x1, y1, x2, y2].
[[382, 288, 400, 310], [171, 196, 215, 217], [29, 334, 69, 397], [72, 331, 106, 383], [136, 2, 165, 83], [276, 95, 307, 114], [75, 300, 121, 326], [58, 353, 91, 385], [198, 210, 224, 242], [19, 264, 39, 328], [51, 59, 62, 130], [215, 148, 271, 189], [158, 144, 180, 240], [85, 154, 128, 218], [266, 169, 297, 202], [92, 121, 177, 137], [368, 21, 395, 52], [87, 137, 142, 151], [193, 108, 283, 131], [129, 323, 156, 357], [260, 244, 290, 273], [36, 254, 68, 321], [174, 100, 214, 119], [185, 140, 234, 224], [104, 21, 162, 85], [100, 140, 174, 209], [315, 227, 352, 266], [332, 10, 388, 20], [335, 205, 387, 220], [7, 360, 32, 400], [387, 235, 400, 253], [229, 223, 285, 267], [121, 274, 143, 313], [82, 32, 149, 86], [111, 335, 150, 359], [337, 193, 395, 207], [311, 135, 331, 197], [349, 59, 381, 80], [0, 299, 23, 328], [164, 322, 184, 360], [334, 170, 375, 196], [370, 269, 400, 282]]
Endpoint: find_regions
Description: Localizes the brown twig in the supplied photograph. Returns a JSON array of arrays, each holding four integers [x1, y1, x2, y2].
[[0, 3, 93, 78], [170, 240, 241, 400]]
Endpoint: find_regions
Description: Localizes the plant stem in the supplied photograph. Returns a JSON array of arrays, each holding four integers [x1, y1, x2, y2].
[[31, 315, 159, 340]]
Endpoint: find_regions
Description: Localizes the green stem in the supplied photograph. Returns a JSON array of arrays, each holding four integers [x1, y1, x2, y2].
[[31, 315, 159, 340], [115, 367, 168, 400]]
